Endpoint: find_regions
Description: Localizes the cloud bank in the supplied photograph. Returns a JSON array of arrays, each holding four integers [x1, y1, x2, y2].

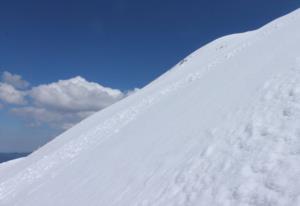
[[29, 76, 124, 112], [0, 71, 135, 130], [0, 83, 26, 104], [1, 71, 30, 89]]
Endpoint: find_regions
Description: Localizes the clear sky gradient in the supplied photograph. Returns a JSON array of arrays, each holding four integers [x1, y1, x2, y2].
[[0, 0, 299, 152]]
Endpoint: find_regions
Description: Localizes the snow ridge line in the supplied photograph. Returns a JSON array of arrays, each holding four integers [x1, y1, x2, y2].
[[0, 11, 296, 202]]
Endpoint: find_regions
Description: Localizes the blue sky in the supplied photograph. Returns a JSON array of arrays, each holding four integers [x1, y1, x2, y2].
[[0, 0, 299, 152]]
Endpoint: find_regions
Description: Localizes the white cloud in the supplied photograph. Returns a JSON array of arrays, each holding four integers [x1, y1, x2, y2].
[[10, 76, 129, 130], [11, 107, 90, 130], [126, 88, 140, 96], [29, 76, 124, 112], [1, 71, 138, 130], [0, 83, 26, 104], [1, 71, 30, 89], [0, 103, 3, 109]]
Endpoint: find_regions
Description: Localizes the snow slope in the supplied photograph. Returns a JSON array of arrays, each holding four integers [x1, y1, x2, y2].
[[1, 9, 300, 206]]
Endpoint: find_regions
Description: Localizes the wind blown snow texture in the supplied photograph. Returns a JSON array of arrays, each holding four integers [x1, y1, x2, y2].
[[1, 9, 300, 206]]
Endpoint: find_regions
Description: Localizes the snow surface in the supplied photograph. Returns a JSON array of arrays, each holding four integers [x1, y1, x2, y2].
[[1, 9, 300, 206]]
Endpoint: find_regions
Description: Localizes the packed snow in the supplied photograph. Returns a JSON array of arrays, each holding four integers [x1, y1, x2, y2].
[[1, 8, 300, 206]]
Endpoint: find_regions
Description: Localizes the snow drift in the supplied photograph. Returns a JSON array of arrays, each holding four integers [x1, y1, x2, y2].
[[1, 9, 300, 206]]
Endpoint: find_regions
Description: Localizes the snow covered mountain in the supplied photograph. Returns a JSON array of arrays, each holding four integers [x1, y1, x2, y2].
[[1, 9, 300, 206]]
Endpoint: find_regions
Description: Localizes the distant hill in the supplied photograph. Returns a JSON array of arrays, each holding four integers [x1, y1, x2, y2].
[[0, 153, 30, 164]]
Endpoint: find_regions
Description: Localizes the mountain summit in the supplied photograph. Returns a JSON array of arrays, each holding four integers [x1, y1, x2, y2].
[[1, 9, 300, 206]]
